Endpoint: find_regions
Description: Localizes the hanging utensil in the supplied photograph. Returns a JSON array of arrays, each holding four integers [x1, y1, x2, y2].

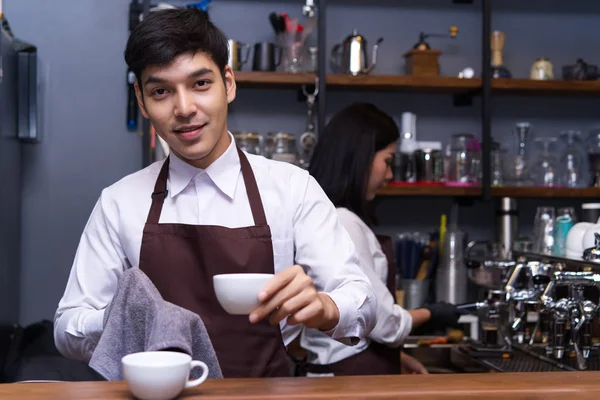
[[298, 79, 319, 170]]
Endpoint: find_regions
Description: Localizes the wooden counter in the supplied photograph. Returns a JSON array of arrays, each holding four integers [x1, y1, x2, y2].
[[3, 372, 600, 399]]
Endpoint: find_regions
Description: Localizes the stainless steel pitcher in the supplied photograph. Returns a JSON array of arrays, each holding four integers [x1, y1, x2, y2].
[[330, 29, 383, 75], [228, 39, 250, 71]]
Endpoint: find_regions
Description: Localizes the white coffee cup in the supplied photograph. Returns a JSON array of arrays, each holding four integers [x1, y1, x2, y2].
[[566, 222, 594, 257], [122, 351, 209, 400], [213, 273, 274, 314]]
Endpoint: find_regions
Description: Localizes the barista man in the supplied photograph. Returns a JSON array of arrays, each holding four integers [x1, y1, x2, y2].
[[54, 8, 377, 378]]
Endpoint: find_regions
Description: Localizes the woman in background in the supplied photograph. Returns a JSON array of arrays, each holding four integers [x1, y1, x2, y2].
[[302, 102, 463, 376]]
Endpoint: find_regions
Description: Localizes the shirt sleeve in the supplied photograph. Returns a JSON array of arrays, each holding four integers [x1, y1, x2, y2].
[[53, 190, 128, 361], [292, 175, 378, 344], [338, 213, 413, 348]]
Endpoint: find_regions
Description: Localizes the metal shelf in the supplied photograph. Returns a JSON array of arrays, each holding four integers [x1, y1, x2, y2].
[[513, 251, 600, 271]]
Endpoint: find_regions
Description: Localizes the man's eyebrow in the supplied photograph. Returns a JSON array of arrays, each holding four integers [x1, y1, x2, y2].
[[189, 68, 214, 78], [144, 68, 214, 87], [144, 76, 167, 87]]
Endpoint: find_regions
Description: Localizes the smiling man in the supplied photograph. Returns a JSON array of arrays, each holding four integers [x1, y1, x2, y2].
[[53, 8, 377, 378]]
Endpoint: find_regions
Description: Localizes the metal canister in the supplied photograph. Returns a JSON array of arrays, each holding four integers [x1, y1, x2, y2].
[[415, 142, 442, 182], [496, 197, 518, 259], [435, 229, 468, 304], [233, 132, 262, 155]]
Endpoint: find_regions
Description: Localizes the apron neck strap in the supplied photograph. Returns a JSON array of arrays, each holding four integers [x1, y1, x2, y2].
[[147, 157, 170, 225], [237, 147, 268, 226], [146, 148, 268, 226]]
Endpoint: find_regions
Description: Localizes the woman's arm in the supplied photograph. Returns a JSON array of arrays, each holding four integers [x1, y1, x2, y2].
[[408, 308, 431, 329], [337, 212, 412, 347]]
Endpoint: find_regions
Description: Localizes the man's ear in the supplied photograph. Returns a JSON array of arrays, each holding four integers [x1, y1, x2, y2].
[[223, 65, 237, 104], [134, 82, 149, 119]]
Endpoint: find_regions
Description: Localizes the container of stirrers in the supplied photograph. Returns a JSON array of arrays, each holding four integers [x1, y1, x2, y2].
[[394, 232, 439, 309], [401, 279, 430, 310]]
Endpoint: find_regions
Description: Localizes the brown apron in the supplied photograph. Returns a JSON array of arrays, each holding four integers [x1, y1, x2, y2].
[[138, 149, 292, 378], [306, 234, 401, 376]]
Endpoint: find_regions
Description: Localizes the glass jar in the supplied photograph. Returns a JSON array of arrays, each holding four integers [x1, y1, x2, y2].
[[233, 132, 262, 155], [448, 133, 475, 184], [530, 57, 554, 80], [307, 47, 318, 72], [268, 132, 298, 165]]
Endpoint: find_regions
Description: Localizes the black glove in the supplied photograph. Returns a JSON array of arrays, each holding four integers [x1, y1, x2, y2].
[[413, 302, 466, 335], [425, 302, 466, 330]]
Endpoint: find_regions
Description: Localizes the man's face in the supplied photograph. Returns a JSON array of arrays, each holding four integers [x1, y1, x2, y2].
[[135, 52, 236, 168]]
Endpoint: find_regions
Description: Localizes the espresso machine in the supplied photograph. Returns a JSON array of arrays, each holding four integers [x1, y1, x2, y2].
[[458, 253, 600, 372], [539, 271, 600, 370]]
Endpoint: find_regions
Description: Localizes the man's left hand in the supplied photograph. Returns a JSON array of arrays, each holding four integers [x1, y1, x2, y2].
[[249, 265, 340, 332]]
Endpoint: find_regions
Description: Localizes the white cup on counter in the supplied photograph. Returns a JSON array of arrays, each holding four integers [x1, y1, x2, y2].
[[122, 351, 209, 400], [566, 222, 594, 259], [213, 273, 274, 315]]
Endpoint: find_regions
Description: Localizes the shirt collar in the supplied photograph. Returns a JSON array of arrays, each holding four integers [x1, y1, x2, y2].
[[168, 132, 241, 200]]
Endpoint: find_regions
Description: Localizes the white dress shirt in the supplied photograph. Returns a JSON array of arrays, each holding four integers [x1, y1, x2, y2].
[[54, 134, 377, 362], [300, 207, 413, 366]]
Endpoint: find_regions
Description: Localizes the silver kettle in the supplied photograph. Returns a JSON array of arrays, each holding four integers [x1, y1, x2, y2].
[[330, 29, 383, 75]]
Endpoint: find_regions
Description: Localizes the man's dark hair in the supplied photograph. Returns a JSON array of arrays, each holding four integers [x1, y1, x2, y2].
[[308, 102, 399, 226], [124, 8, 229, 83]]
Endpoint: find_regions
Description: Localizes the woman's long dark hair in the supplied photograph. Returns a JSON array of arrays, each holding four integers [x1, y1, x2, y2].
[[308, 102, 399, 226]]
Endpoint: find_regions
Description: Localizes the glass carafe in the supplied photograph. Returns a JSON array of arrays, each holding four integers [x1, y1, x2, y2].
[[533, 206, 555, 255], [503, 122, 533, 186], [530, 137, 559, 187], [588, 130, 600, 187], [559, 130, 586, 188], [491, 140, 504, 186]]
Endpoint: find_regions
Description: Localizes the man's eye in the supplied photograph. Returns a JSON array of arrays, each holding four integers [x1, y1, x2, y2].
[[152, 88, 167, 96]]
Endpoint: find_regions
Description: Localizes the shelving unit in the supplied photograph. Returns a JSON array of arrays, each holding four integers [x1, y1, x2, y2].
[[234, 71, 317, 88], [491, 79, 600, 96], [327, 74, 480, 93], [139, 0, 600, 202], [236, 71, 600, 97], [235, 72, 481, 93], [491, 187, 600, 199], [377, 185, 600, 198], [377, 185, 481, 197]]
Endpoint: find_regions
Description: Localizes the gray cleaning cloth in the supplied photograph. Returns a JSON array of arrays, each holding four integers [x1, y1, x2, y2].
[[89, 267, 223, 380]]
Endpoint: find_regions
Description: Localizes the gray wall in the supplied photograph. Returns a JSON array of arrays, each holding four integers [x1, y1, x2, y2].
[[6, 0, 600, 324], [0, 27, 22, 324], [6, 0, 141, 324]]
